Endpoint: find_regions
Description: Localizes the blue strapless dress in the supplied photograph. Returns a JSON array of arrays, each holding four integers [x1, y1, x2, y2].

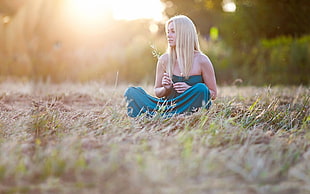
[[124, 75, 211, 117]]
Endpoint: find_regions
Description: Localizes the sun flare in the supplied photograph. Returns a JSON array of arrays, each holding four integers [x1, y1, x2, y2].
[[65, 0, 112, 26], [111, 0, 164, 21], [65, 0, 164, 23]]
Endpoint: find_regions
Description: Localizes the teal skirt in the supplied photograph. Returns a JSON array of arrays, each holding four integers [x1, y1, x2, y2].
[[124, 75, 211, 117]]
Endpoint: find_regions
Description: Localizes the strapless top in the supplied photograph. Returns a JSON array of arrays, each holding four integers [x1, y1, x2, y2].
[[172, 75, 203, 86]]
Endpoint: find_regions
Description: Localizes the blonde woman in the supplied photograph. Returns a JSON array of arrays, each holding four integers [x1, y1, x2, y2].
[[124, 15, 217, 117]]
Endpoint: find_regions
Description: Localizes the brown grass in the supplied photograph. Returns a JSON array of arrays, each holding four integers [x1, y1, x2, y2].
[[0, 81, 309, 194]]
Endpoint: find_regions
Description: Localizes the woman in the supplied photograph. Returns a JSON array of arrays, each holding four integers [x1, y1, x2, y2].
[[124, 15, 217, 117]]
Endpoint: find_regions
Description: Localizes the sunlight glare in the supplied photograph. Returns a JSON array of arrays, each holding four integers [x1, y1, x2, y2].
[[149, 23, 159, 33], [65, 0, 111, 25], [111, 0, 164, 21], [2, 16, 10, 24], [222, 0, 236, 12], [65, 0, 164, 23]]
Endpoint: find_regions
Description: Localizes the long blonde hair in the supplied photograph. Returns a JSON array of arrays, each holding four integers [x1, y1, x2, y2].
[[165, 15, 201, 78]]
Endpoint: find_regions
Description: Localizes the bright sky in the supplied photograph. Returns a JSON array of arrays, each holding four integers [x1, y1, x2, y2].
[[65, 0, 165, 22], [111, 0, 164, 21]]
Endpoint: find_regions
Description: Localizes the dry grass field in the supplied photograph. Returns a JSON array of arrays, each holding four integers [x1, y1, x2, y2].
[[0, 81, 309, 194]]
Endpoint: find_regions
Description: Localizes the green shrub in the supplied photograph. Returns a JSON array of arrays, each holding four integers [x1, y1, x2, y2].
[[216, 35, 310, 85], [257, 35, 310, 85]]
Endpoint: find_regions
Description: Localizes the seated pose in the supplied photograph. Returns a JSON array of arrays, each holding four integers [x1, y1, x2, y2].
[[124, 15, 217, 117]]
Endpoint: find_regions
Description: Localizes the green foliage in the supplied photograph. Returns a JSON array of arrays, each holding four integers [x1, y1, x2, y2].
[[160, 0, 223, 35], [258, 36, 310, 85], [211, 35, 310, 85], [220, 0, 310, 48], [160, 0, 310, 86]]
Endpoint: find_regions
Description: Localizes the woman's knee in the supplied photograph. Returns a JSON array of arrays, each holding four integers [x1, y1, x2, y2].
[[124, 86, 137, 99], [192, 83, 209, 93]]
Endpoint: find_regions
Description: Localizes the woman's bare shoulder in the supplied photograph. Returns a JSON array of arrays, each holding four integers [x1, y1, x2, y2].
[[158, 53, 168, 62], [194, 53, 213, 72], [157, 53, 168, 68], [197, 52, 211, 64]]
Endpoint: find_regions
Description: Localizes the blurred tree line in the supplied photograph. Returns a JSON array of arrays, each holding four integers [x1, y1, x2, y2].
[[0, 0, 309, 85], [0, 0, 162, 84], [161, 0, 310, 85]]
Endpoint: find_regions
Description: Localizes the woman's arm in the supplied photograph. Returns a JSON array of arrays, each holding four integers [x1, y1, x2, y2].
[[200, 54, 217, 100], [154, 54, 172, 98]]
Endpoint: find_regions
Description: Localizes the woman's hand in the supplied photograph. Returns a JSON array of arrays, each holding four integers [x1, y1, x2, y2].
[[162, 73, 173, 90], [173, 82, 191, 93]]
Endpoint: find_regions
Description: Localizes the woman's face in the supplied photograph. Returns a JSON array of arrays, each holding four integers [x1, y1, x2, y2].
[[167, 22, 176, 47]]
